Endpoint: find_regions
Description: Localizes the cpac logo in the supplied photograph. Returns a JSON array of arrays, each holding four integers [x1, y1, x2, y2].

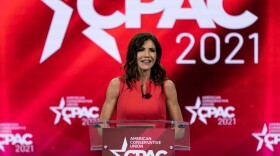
[[110, 138, 167, 156], [0, 133, 33, 152], [185, 97, 235, 124], [252, 124, 280, 151], [50, 97, 99, 125], [41, 0, 258, 63]]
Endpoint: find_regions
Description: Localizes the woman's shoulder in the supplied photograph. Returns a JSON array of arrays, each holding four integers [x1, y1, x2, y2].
[[109, 77, 121, 88], [164, 79, 176, 90]]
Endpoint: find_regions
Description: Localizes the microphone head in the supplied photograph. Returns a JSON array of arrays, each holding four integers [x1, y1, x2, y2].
[[143, 93, 151, 99]]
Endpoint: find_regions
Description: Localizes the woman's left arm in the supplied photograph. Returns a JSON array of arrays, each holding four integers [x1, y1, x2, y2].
[[165, 80, 183, 122], [165, 80, 184, 139]]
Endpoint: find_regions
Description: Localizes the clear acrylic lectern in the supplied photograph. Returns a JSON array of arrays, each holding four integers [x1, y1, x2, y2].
[[89, 120, 190, 155]]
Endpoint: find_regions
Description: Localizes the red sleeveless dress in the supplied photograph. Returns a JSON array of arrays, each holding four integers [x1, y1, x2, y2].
[[116, 77, 167, 120]]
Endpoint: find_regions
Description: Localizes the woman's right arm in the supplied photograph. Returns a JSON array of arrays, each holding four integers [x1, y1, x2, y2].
[[99, 78, 120, 121]]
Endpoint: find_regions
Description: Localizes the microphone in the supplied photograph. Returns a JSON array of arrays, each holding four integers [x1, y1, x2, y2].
[[141, 83, 151, 99], [142, 93, 151, 99]]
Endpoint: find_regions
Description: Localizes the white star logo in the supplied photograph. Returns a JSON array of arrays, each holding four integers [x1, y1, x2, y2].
[[50, 97, 71, 125], [41, 0, 122, 64], [185, 97, 208, 124], [110, 138, 128, 156], [252, 124, 275, 151], [252, 124, 279, 151]]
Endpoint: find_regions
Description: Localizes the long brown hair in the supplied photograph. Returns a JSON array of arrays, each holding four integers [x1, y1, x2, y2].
[[123, 32, 166, 89]]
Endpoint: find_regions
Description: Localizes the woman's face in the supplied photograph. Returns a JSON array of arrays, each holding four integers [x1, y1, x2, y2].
[[137, 39, 157, 72]]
